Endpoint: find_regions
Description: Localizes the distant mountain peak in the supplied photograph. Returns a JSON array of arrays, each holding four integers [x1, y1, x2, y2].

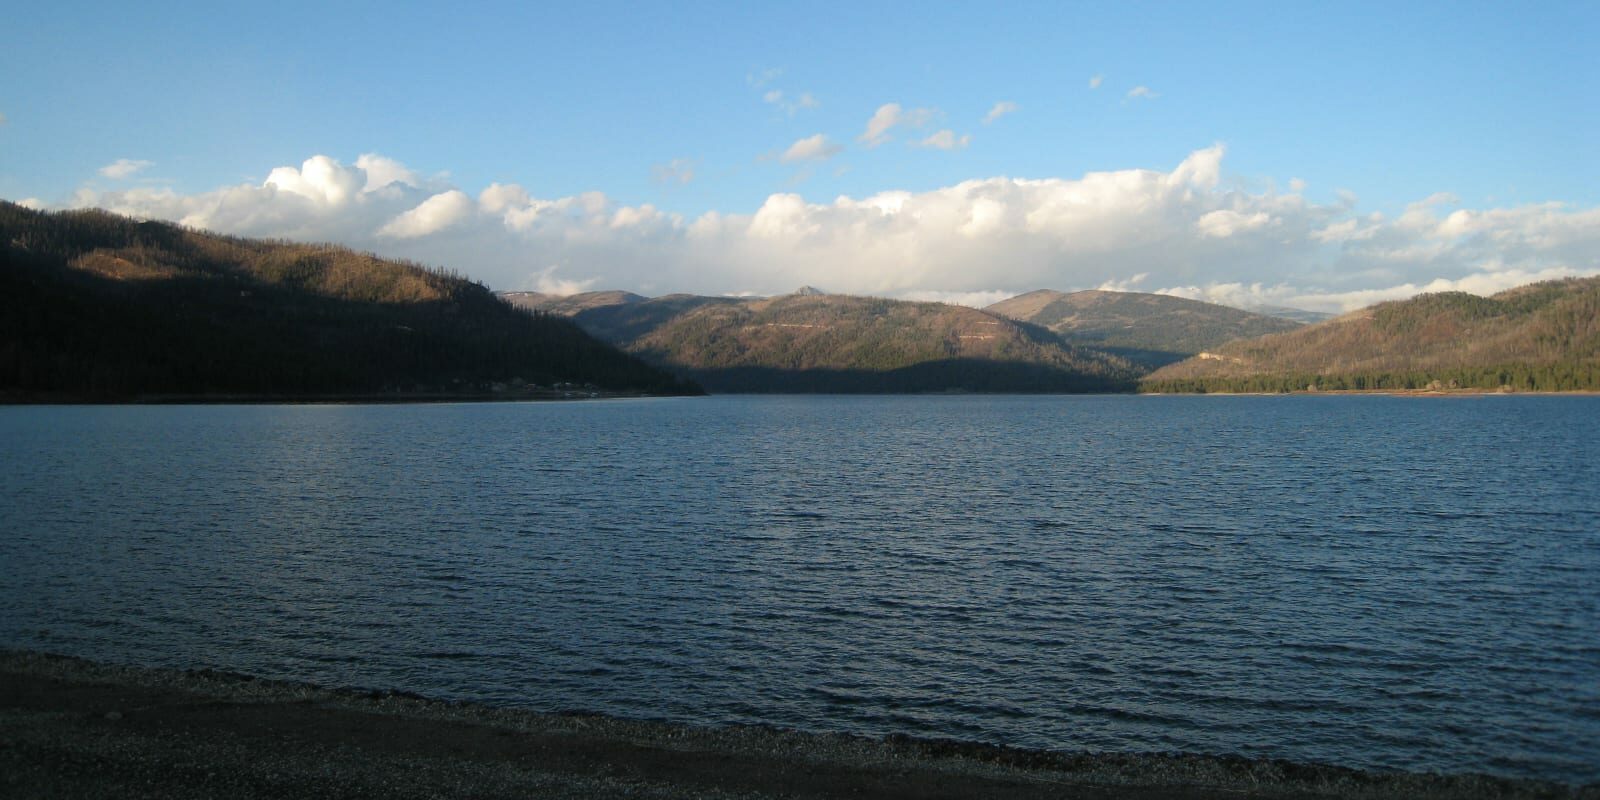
[[1242, 304, 1334, 324], [790, 285, 828, 296]]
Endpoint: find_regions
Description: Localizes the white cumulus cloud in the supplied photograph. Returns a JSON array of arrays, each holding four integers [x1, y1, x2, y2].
[[99, 159, 153, 179], [983, 101, 1018, 124], [47, 148, 1600, 313], [1159, 265, 1600, 314], [917, 130, 971, 150], [377, 189, 474, 238], [1196, 209, 1272, 238], [532, 265, 599, 296], [265, 155, 366, 207], [1089, 75, 1104, 90], [781, 134, 842, 163], [859, 103, 936, 147], [355, 153, 417, 192], [898, 289, 1018, 308], [1098, 273, 1150, 292], [1126, 86, 1158, 100], [763, 89, 819, 115]]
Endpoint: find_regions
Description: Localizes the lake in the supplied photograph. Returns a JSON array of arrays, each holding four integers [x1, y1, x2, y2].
[[1, 395, 1596, 783]]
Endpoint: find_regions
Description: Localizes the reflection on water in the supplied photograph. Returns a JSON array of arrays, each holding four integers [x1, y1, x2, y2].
[[1, 396, 1597, 782]]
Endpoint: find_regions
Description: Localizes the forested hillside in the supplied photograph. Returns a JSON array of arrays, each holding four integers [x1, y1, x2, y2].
[[986, 289, 1303, 367], [0, 203, 698, 400], [1142, 278, 1600, 392], [562, 292, 1139, 393]]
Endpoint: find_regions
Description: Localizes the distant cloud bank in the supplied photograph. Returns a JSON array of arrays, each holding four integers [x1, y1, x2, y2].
[[52, 146, 1600, 312]]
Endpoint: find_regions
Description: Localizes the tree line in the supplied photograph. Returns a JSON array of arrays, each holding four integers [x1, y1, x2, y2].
[[1, 202, 699, 400]]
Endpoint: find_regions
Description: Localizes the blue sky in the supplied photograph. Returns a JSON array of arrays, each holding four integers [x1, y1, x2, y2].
[[3, 1, 1596, 309]]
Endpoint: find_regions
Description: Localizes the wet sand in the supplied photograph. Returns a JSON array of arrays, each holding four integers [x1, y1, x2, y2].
[[1, 651, 1586, 799]]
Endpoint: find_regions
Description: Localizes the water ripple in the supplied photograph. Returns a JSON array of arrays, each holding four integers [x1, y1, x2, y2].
[[1, 395, 1597, 783]]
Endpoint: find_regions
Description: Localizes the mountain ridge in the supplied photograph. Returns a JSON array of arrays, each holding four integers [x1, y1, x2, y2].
[[513, 291, 1141, 393], [985, 289, 1305, 366], [1142, 277, 1600, 392], [1, 202, 698, 400]]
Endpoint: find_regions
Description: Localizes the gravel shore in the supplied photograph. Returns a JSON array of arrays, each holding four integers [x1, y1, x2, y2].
[[2, 650, 1588, 799]]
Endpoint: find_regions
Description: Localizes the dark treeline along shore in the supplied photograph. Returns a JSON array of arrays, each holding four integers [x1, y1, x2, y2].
[[0, 202, 699, 402]]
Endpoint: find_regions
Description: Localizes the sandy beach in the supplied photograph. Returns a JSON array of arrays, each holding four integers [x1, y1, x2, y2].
[[2, 651, 1588, 799]]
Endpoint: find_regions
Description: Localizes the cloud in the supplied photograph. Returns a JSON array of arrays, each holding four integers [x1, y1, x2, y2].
[[983, 101, 1019, 124], [746, 67, 782, 88], [898, 289, 1017, 308], [1089, 75, 1104, 90], [377, 189, 474, 238], [859, 103, 936, 147], [1195, 209, 1272, 238], [1126, 86, 1158, 100], [265, 155, 367, 206], [917, 130, 971, 150], [479, 182, 531, 214], [859, 105, 901, 147], [99, 159, 153, 179], [1158, 266, 1600, 314], [1097, 273, 1149, 292], [763, 89, 819, 115], [532, 265, 598, 296], [780, 134, 842, 163], [51, 148, 1600, 312], [652, 158, 696, 184], [355, 153, 417, 192]]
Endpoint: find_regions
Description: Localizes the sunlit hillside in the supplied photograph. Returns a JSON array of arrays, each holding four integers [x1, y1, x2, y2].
[[512, 290, 1140, 393], [1142, 278, 1600, 392], [987, 289, 1304, 367], [0, 203, 698, 400]]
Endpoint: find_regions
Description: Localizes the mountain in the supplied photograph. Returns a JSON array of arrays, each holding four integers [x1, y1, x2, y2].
[[499, 289, 645, 316], [985, 289, 1304, 367], [1142, 278, 1600, 392], [1246, 304, 1335, 324], [0, 202, 698, 400], [561, 292, 1139, 393]]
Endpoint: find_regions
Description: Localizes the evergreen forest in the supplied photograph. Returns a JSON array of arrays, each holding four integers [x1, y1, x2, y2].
[[0, 203, 698, 401]]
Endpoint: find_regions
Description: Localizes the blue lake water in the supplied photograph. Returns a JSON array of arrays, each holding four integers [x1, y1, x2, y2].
[[1, 395, 1597, 783]]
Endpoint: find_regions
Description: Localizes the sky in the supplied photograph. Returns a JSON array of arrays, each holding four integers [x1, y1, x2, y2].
[[2, 0, 1596, 312]]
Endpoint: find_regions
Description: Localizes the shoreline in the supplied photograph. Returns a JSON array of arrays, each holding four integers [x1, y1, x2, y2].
[[3, 651, 1588, 799], [1137, 388, 1600, 397]]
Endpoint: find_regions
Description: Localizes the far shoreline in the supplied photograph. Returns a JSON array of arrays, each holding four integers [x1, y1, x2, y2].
[[5, 387, 1599, 405], [1136, 388, 1600, 397], [0, 389, 697, 406]]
